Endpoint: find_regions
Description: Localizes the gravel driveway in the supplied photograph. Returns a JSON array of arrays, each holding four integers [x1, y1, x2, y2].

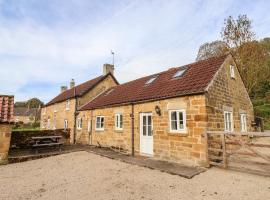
[[0, 151, 269, 200]]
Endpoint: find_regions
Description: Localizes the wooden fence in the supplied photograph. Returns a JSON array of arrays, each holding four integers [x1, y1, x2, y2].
[[204, 131, 270, 175]]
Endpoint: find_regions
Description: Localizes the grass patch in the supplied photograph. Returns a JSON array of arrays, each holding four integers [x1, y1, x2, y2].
[[253, 98, 270, 130], [12, 127, 40, 132]]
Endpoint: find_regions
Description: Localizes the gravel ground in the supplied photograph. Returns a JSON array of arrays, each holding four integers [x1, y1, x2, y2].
[[0, 151, 269, 200]]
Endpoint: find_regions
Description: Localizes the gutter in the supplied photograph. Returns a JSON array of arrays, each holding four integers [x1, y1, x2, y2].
[[89, 110, 93, 145], [73, 88, 78, 144], [131, 103, 135, 156]]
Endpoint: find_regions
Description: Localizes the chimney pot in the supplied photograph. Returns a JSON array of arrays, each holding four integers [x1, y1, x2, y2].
[[70, 79, 75, 89], [60, 86, 68, 93], [103, 64, 114, 76]]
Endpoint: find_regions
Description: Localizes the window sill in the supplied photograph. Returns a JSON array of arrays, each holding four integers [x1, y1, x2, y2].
[[95, 129, 105, 132], [169, 131, 188, 136], [115, 129, 123, 132]]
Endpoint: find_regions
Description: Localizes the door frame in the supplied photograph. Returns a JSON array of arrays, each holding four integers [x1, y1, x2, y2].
[[139, 112, 153, 156]]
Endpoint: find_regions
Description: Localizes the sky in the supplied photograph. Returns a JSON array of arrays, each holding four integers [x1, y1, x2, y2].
[[0, 0, 270, 103]]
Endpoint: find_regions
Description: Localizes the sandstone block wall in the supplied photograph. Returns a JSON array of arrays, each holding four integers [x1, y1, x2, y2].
[[0, 124, 11, 164], [206, 56, 254, 132], [41, 99, 76, 142], [77, 95, 208, 166]]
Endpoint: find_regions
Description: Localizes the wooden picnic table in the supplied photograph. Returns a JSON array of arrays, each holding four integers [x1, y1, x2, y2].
[[31, 135, 63, 152]]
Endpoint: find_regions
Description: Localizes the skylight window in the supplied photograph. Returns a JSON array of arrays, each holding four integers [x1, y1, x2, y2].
[[172, 68, 186, 78], [145, 76, 158, 85]]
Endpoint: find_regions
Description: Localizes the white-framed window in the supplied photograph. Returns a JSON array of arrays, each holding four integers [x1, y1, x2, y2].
[[230, 65, 235, 78], [77, 118, 82, 130], [65, 100, 70, 110], [240, 113, 247, 132], [96, 116, 104, 131], [169, 110, 186, 133], [224, 111, 233, 132], [87, 120, 91, 132], [64, 119, 68, 129], [115, 114, 123, 130]]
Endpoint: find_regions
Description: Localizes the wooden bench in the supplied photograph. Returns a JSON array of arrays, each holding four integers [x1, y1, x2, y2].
[[31, 136, 63, 153]]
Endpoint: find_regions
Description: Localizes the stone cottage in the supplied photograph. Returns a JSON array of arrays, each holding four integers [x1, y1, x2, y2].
[[0, 95, 14, 164], [76, 55, 254, 166], [14, 107, 41, 124], [41, 64, 118, 143]]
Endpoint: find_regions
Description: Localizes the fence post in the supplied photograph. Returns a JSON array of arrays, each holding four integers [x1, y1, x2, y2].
[[221, 133, 227, 168], [205, 131, 210, 167]]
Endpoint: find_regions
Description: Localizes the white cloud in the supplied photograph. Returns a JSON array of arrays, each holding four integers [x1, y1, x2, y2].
[[0, 0, 269, 102]]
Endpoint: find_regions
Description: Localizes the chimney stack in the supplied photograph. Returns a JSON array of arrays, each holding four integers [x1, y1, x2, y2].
[[103, 64, 114, 76], [60, 86, 68, 93], [70, 79, 75, 89]]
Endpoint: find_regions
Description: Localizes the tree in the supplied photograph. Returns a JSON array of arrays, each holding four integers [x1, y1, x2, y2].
[[221, 15, 269, 95], [196, 40, 228, 61], [26, 98, 44, 108], [221, 15, 255, 49]]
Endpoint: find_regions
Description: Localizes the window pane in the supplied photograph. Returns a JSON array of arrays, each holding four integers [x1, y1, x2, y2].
[[148, 116, 151, 126], [120, 115, 123, 128], [101, 117, 104, 128], [143, 125, 146, 136], [178, 112, 184, 130], [148, 125, 152, 136], [143, 116, 146, 126], [179, 112, 183, 121], [171, 111, 177, 121], [171, 120, 177, 130], [115, 115, 118, 128], [179, 122, 184, 130]]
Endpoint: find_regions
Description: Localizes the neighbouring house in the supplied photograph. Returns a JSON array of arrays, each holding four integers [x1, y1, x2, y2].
[[0, 95, 14, 164], [14, 107, 41, 124], [76, 55, 254, 166], [41, 64, 119, 143]]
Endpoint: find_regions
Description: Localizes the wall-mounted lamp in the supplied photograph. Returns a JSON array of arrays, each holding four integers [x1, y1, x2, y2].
[[155, 105, 161, 116]]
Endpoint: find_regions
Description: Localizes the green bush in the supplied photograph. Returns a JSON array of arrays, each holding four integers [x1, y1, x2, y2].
[[252, 99, 266, 106]]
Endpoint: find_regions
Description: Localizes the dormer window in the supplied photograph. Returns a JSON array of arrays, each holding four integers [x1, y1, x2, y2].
[[145, 76, 158, 85], [230, 65, 235, 78], [172, 68, 186, 78]]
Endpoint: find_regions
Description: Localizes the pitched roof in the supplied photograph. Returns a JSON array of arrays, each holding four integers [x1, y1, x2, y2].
[[46, 73, 118, 106], [80, 55, 228, 110], [0, 95, 14, 123], [14, 107, 40, 117]]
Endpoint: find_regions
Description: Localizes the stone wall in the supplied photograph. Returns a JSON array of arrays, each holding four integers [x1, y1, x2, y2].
[[77, 95, 208, 166], [0, 124, 11, 164], [206, 55, 254, 132], [41, 99, 76, 142], [10, 129, 70, 148]]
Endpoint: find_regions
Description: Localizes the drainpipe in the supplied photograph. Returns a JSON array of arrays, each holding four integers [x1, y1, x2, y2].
[[131, 103, 135, 156], [88, 110, 93, 145], [73, 88, 78, 144]]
